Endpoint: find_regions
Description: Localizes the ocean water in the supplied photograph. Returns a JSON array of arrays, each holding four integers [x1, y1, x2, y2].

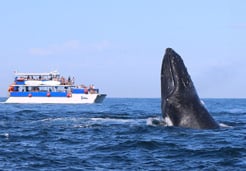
[[0, 98, 245, 171]]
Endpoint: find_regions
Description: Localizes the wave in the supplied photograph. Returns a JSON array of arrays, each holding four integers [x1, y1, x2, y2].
[[0, 133, 9, 139]]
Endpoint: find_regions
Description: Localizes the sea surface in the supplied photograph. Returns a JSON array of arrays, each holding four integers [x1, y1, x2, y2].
[[0, 98, 245, 171]]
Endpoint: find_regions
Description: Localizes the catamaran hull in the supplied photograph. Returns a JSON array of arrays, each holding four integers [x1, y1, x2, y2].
[[5, 94, 106, 104]]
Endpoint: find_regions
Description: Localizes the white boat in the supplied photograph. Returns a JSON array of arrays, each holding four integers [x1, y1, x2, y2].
[[5, 71, 106, 104]]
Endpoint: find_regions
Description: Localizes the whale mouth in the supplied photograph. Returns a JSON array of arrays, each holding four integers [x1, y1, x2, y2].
[[161, 48, 176, 118], [161, 48, 177, 99]]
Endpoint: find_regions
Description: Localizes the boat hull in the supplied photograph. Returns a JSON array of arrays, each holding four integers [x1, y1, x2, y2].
[[5, 94, 106, 104]]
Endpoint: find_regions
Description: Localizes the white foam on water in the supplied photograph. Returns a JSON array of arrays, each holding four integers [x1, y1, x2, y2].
[[90, 117, 144, 124], [1, 133, 9, 139], [146, 116, 168, 126], [40, 117, 79, 122], [219, 123, 233, 128]]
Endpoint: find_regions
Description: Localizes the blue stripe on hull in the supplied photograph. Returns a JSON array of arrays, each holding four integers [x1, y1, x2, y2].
[[10, 92, 68, 97]]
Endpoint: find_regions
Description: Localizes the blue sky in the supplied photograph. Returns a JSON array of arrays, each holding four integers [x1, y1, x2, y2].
[[1, 0, 246, 98]]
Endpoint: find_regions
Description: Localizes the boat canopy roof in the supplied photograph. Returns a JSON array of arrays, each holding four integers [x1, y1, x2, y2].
[[14, 71, 60, 76], [11, 84, 76, 87]]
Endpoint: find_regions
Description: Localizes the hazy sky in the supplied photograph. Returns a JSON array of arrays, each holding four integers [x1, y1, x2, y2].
[[1, 0, 245, 98]]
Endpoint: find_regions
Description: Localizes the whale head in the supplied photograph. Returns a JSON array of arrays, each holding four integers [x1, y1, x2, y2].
[[161, 48, 197, 115], [160, 48, 219, 129]]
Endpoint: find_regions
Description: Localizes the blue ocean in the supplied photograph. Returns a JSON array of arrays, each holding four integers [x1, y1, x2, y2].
[[0, 98, 245, 170]]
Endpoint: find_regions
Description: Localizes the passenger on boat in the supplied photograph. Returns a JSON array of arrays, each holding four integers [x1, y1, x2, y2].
[[14, 86, 19, 91], [8, 84, 14, 92], [60, 76, 65, 85], [68, 76, 71, 85], [89, 84, 96, 94]]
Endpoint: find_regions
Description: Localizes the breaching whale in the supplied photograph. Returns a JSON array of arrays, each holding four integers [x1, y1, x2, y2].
[[161, 48, 219, 129]]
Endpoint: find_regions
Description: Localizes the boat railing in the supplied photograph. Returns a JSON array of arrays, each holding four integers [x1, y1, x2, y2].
[[9, 88, 100, 96]]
